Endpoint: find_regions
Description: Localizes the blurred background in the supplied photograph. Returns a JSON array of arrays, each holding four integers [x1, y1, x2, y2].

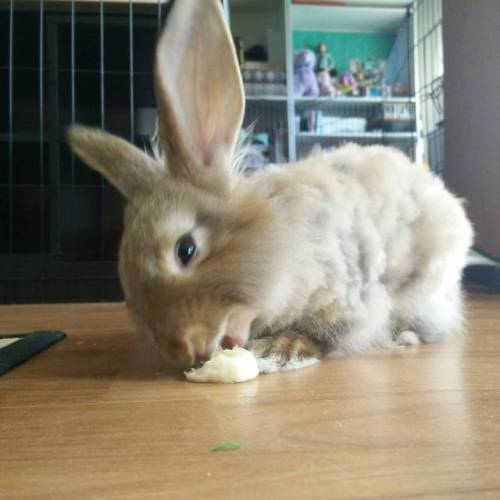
[[1, 0, 498, 303]]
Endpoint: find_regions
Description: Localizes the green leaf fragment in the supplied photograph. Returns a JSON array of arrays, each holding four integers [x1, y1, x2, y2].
[[210, 441, 241, 452]]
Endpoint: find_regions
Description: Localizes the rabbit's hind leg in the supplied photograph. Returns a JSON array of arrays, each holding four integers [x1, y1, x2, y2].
[[394, 284, 465, 346], [412, 285, 465, 343]]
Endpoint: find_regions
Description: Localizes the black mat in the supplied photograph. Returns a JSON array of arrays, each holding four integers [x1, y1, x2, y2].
[[0, 331, 66, 375]]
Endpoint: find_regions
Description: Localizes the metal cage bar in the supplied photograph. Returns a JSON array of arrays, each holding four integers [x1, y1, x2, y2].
[[128, 0, 135, 143], [8, 0, 14, 256], [39, 0, 45, 263], [412, 0, 444, 175]]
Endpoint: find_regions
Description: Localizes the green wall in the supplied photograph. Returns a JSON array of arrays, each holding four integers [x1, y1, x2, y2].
[[293, 31, 395, 73]]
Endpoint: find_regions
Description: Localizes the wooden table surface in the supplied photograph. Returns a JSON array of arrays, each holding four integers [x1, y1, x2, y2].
[[1, 292, 500, 499]]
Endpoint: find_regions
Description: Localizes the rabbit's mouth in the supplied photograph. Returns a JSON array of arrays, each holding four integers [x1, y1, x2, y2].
[[191, 336, 239, 367], [217, 307, 256, 352], [221, 335, 239, 349], [191, 335, 243, 366]]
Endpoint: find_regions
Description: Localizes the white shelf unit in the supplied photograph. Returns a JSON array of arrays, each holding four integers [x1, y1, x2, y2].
[[228, 0, 289, 166], [297, 131, 417, 139], [294, 94, 416, 158], [289, 1, 416, 161], [245, 96, 288, 102], [295, 96, 415, 104], [228, 0, 417, 164]]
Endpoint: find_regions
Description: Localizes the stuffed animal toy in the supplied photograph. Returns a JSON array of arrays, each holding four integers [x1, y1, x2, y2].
[[293, 49, 319, 97], [315, 42, 339, 96], [317, 69, 341, 97], [317, 43, 335, 72], [339, 70, 359, 96]]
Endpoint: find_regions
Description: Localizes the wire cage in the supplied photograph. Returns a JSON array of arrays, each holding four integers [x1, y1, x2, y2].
[[0, 0, 171, 303], [412, 0, 444, 176]]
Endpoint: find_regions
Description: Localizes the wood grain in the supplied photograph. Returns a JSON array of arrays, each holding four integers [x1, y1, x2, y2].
[[1, 293, 500, 499]]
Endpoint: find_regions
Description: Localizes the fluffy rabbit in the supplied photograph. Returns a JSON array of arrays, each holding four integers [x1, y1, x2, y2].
[[67, 0, 473, 374]]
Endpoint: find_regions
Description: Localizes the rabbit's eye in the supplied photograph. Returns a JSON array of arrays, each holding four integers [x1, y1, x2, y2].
[[176, 233, 197, 266]]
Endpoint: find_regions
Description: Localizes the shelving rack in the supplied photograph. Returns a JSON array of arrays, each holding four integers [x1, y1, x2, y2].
[[229, 0, 416, 165]]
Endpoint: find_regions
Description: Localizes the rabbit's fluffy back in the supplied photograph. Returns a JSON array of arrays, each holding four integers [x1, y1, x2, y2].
[[239, 143, 473, 351]]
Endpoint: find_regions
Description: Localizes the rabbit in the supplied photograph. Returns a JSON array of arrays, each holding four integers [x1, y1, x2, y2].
[[67, 0, 473, 374]]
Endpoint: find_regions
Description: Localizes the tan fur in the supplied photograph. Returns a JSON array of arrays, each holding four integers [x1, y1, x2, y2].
[[67, 127, 165, 198], [248, 333, 323, 373], [154, 0, 244, 190], [67, 0, 474, 372]]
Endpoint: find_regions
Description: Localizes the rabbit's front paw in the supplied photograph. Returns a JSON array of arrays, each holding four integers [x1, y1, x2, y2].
[[247, 333, 321, 374]]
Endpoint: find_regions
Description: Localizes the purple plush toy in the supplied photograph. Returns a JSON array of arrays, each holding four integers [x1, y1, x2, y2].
[[294, 50, 319, 97]]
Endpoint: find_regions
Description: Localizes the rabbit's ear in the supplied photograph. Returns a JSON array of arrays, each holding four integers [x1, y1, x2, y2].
[[67, 126, 165, 199], [155, 0, 244, 179]]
